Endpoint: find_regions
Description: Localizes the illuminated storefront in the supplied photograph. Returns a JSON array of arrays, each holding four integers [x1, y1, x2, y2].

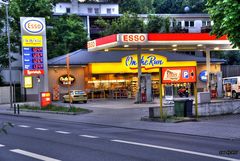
[[48, 49, 224, 99]]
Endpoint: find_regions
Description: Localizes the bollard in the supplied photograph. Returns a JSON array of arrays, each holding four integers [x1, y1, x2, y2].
[[13, 104, 16, 114], [17, 104, 20, 115]]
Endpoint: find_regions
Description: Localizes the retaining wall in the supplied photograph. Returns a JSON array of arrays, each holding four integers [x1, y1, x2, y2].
[[149, 99, 240, 117]]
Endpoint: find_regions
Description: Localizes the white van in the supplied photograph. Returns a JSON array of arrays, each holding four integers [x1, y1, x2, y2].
[[223, 76, 240, 98]]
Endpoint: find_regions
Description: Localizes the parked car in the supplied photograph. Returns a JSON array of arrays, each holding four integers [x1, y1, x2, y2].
[[63, 90, 88, 103], [223, 76, 240, 98]]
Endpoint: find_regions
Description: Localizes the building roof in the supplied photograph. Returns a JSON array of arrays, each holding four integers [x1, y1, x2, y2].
[[48, 49, 225, 66]]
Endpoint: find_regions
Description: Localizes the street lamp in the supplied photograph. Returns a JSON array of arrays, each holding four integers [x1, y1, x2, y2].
[[0, 0, 13, 109]]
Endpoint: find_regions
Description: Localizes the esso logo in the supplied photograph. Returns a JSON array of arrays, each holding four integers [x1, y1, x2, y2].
[[24, 20, 44, 34], [87, 40, 96, 48], [122, 34, 147, 42]]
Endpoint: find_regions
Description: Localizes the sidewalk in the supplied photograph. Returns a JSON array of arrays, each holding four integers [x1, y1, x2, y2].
[[0, 99, 240, 140]]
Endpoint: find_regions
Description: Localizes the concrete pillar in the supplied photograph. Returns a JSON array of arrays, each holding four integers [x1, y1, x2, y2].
[[136, 47, 142, 103], [87, 16, 90, 39], [206, 48, 211, 92]]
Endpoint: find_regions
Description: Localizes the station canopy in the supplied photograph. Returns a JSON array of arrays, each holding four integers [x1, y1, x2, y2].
[[87, 33, 236, 52]]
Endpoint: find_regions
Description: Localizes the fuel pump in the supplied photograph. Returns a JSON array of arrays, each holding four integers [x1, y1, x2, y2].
[[140, 74, 152, 102]]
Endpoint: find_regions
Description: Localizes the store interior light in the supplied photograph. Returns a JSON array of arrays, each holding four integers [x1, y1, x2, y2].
[[214, 47, 220, 50], [197, 44, 203, 47], [149, 48, 154, 51], [172, 44, 177, 47], [88, 80, 129, 83], [173, 48, 177, 51], [104, 49, 109, 52], [124, 45, 129, 48]]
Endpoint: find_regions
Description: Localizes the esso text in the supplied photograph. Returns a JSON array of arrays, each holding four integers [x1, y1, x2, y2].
[[122, 34, 146, 42]]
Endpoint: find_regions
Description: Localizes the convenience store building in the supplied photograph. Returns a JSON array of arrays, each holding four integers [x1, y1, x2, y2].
[[48, 48, 225, 99]]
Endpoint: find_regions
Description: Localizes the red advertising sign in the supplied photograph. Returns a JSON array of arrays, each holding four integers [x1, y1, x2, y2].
[[40, 92, 51, 107], [24, 69, 44, 75], [162, 67, 196, 83]]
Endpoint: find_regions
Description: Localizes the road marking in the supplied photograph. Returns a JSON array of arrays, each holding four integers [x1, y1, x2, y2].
[[18, 125, 30, 128], [0, 144, 5, 147], [10, 149, 61, 161], [35, 128, 48, 131], [80, 135, 99, 139], [111, 140, 240, 161], [55, 131, 71, 134]]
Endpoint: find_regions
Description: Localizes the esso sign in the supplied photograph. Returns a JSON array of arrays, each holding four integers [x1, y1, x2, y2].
[[87, 40, 96, 48], [24, 20, 44, 34], [121, 34, 147, 43]]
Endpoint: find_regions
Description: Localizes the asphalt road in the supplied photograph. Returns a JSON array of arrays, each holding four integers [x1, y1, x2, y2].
[[0, 114, 239, 161]]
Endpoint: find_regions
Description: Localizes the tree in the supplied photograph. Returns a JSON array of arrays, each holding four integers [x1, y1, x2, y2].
[[95, 12, 146, 36], [153, 0, 206, 13], [206, 0, 240, 48], [0, 122, 13, 134], [146, 15, 170, 33], [47, 14, 88, 58], [119, 0, 154, 14], [212, 51, 240, 65], [94, 13, 171, 36], [0, 0, 88, 60]]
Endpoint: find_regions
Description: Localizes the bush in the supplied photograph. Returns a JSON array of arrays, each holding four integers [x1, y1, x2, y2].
[[20, 104, 89, 113]]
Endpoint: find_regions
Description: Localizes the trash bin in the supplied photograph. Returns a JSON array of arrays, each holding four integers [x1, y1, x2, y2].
[[174, 99, 186, 117], [174, 99, 193, 117], [185, 99, 193, 117]]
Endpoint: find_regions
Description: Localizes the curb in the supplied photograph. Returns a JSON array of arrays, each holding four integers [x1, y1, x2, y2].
[[0, 112, 41, 119]]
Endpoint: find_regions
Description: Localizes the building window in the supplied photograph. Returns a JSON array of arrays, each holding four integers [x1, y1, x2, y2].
[[184, 21, 194, 27], [190, 21, 194, 27], [88, 8, 93, 13], [172, 21, 181, 27], [107, 8, 111, 14], [66, 8, 71, 13], [202, 20, 211, 27], [94, 8, 99, 14]]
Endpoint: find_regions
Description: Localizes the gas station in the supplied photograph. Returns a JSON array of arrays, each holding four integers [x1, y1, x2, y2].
[[87, 33, 235, 118]]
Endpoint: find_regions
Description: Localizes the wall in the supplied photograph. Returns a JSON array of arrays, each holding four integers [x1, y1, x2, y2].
[[0, 87, 10, 104], [78, 4, 119, 14], [54, 3, 72, 14], [221, 65, 240, 78], [54, 2, 119, 14], [48, 66, 85, 95], [197, 63, 221, 90], [149, 99, 240, 117]]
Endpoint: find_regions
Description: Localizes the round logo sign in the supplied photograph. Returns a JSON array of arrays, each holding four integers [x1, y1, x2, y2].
[[58, 75, 75, 86], [24, 20, 44, 34], [199, 70, 207, 82]]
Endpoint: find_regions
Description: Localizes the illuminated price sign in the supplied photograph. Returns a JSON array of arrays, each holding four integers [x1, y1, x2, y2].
[[23, 47, 44, 75]]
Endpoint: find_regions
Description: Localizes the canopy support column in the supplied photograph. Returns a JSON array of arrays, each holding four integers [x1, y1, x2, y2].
[[136, 47, 142, 103], [194, 82, 198, 119], [206, 48, 211, 92], [159, 67, 163, 120]]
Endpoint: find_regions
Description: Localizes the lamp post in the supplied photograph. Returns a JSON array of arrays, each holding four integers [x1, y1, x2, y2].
[[0, 0, 13, 109]]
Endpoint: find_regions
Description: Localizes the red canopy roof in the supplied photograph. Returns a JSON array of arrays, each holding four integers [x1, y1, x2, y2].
[[87, 33, 233, 52]]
